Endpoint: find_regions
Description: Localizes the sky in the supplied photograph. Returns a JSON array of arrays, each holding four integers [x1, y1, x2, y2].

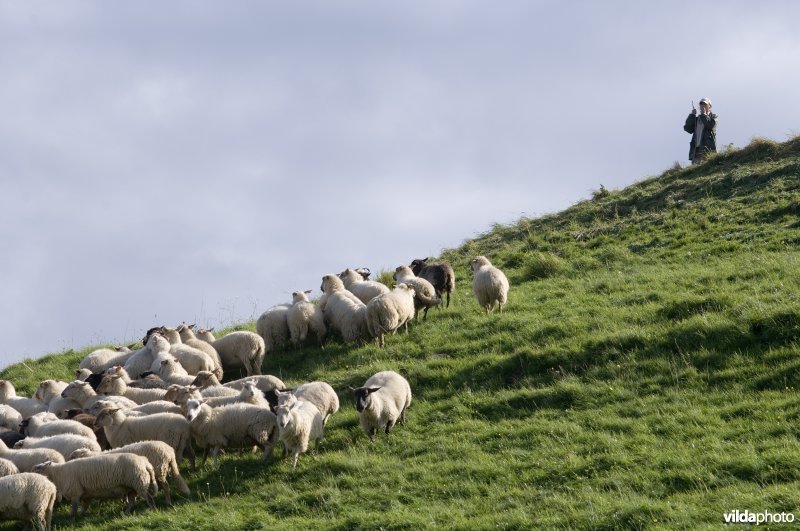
[[1, 1, 799, 369]]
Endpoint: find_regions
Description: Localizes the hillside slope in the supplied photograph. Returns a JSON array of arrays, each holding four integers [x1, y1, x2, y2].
[[2, 136, 799, 529]]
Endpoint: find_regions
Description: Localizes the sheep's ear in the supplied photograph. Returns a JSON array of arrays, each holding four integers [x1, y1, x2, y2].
[[367, 387, 381, 394], [348, 386, 357, 394], [304, 290, 312, 294]]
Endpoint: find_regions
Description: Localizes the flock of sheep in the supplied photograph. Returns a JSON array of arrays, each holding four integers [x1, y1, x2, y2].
[[0, 256, 509, 530]]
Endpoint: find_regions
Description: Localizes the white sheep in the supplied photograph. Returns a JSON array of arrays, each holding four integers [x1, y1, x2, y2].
[[60, 379, 138, 412], [185, 399, 278, 467], [338, 267, 390, 304], [256, 304, 291, 357], [168, 381, 267, 410], [175, 324, 223, 368], [0, 404, 22, 431], [123, 333, 172, 380], [470, 255, 510, 313], [68, 440, 190, 506], [79, 345, 134, 374], [196, 327, 216, 342], [365, 283, 417, 348], [190, 371, 286, 395], [157, 326, 224, 378], [0, 380, 47, 418], [393, 265, 441, 320], [94, 407, 195, 469], [319, 274, 368, 342], [212, 331, 266, 376], [153, 356, 197, 385], [0, 472, 58, 531], [276, 399, 323, 468], [32, 453, 157, 517], [35, 379, 82, 416], [0, 438, 65, 472], [97, 374, 168, 404], [350, 370, 412, 440], [15, 434, 101, 460], [287, 290, 327, 349], [20, 413, 97, 441], [0, 457, 19, 477], [279, 382, 339, 425]]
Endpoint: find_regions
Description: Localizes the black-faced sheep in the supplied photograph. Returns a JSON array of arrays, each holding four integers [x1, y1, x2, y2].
[[350, 370, 412, 440], [410, 258, 456, 308]]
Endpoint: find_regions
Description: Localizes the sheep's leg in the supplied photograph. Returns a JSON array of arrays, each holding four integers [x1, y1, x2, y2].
[[399, 407, 408, 425], [70, 499, 80, 518], [385, 419, 396, 434], [211, 447, 220, 468], [161, 480, 171, 506], [369, 428, 377, 441], [291, 451, 299, 469], [123, 493, 135, 515]]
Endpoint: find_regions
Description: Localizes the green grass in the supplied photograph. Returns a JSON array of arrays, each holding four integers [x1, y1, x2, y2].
[[2, 136, 800, 529]]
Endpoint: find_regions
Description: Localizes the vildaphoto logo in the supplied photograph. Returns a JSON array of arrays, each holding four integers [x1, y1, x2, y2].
[[724, 510, 795, 525]]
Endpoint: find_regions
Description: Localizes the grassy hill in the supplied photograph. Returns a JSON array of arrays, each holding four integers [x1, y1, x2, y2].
[[2, 136, 800, 529]]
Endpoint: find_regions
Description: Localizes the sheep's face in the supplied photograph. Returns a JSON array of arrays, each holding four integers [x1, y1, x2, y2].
[[185, 399, 203, 422], [31, 461, 54, 474], [277, 406, 292, 428], [338, 268, 359, 285], [147, 333, 171, 353], [276, 391, 297, 409], [61, 381, 89, 399], [291, 291, 309, 303], [470, 256, 491, 271], [190, 372, 213, 388], [321, 275, 344, 294], [409, 259, 428, 275], [352, 386, 381, 413]]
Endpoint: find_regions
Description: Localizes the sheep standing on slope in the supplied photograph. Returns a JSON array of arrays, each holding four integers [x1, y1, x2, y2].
[[79, 345, 133, 374], [410, 258, 456, 308], [69, 440, 190, 506], [256, 304, 291, 358], [184, 399, 278, 467], [0, 439, 65, 472], [470, 255, 510, 313], [60, 379, 138, 412], [34, 380, 81, 416], [147, 327, 223, 379], [287, 290, 327, 349], [97, 374, 168, 404], [212, 331, 266, 376], [32, 453, 157, 517], [15, 434, 101, 460], [393, 265, 441, 320], [319, 274, 368, 343], [276, 381, 339, 425], [20, 413, 97, 441], [350, 370, 412, 440], [276, 399, 323, 468], [365, 283, 416, 348], [0, 380, 47, 418], [338, 268, 390, 304], [191, 371, 286, 396], [0, 472, 58, 531], [176, 324, 222, 367], [94, 408, 195, 469], [123, 333, 172, 381], [195, 327, 216, 343]]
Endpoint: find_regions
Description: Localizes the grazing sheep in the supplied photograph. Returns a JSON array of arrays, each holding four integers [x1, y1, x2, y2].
[[68, 440, 190, 506], [287, 290, 327, 349], [319, 274, 369, 342], [0, 380, 47, 418], [185, 399, 278, 467], [277, 382, 339, 425], [0, 472, 58, 531], [365, 283, 417, 348], [338, 268, 390, 304], [19, 413, 97, 441], [0, 439, 65, 472], [94, 408, 195, 469], [32, 453, 157, 517], [15, 434, 101, 460], [276, 399, 324, 468], [470, 255, 510, 313], [350, 370, 412, 440], [97, 374, 168, 404], [79, 345, 134, 374], [212, 331, 266, 376], [36, 379, 83, 416], [256, 304, 291, 358], [123, 333, 172, 382], [0, 404, 22, 431], [60, 379, 138, 412], [393, 265, 441, 320], [0, 457, 19, 477], [168, 381, 267, 410], [191, 371, 286, 396], [410, 258, 456, 308]]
